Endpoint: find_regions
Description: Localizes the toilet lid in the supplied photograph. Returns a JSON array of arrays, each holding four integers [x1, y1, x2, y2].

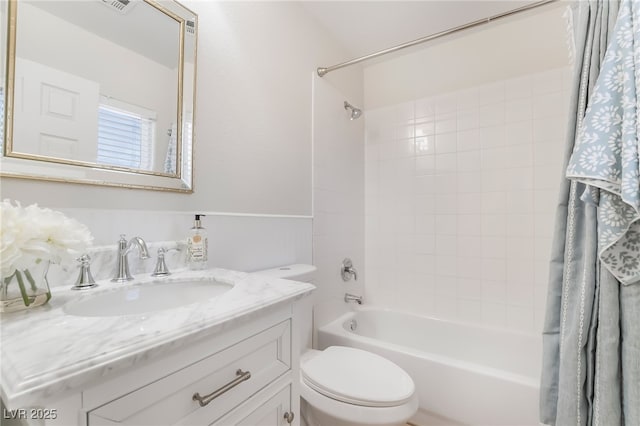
[[301, 346, 415, 407]]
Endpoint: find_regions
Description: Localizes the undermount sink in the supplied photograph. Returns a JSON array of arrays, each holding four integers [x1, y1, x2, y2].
[[64, 279, 234, 317]]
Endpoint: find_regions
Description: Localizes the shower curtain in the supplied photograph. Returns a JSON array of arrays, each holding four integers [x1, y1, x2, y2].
[[540, 1, 640, 424]]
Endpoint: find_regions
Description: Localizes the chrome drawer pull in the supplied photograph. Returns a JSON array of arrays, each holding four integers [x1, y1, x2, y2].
[[192, 369, 252, 407], [284, 411, 295, 424]]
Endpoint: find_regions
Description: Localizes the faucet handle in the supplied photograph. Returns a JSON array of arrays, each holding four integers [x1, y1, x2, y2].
[[117, 234, 128, 251], [72, 254, 98, 290], [341, 258, 358, 281], [151, 247, 180, 277]]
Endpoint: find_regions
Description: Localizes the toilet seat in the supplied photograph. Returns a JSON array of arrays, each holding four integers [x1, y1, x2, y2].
[[301, 346, 415, 408], [300, 378, 419, 426]]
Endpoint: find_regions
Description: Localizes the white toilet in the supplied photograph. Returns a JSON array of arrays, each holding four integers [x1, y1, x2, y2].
[[254, 265, 418, 426]]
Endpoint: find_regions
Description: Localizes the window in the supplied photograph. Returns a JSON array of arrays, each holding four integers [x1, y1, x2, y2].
[[97, 99, 155, 170]]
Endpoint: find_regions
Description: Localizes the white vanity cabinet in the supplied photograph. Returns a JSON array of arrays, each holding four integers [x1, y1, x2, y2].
[[215, 381, 292, 426], [77, 305, 300, 426], [1, 270, 313, 426]]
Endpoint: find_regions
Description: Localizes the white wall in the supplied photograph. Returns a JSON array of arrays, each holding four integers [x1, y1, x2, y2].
[[1, 2, 363, 275], [364, 4, 569, 108], [312, 76, 365, 334], [363, 4, 570, 334], [2, 1, 361, 217], [51, 209, 312, 279]]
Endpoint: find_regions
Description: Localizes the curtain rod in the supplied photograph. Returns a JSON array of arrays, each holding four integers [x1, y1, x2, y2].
[[317, 0, 559, 77]]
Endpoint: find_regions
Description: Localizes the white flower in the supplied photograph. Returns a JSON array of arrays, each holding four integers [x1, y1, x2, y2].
[[606, 129, 622, 155], [0, 200, 93, 277], [590, 91, 613, 106], [616, 20, 634, 49], [578, 145, 615, 172], [603, 64, 629, 94], [599, 228, 620, 247], [621, 169, 640, 204], [599, 196, 636, 228], [578, 131, 600, 145], [1, 202, 26, 277], [591, 105, 622, 133]]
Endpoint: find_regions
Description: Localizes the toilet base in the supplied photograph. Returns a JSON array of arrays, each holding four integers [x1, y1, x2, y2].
[[299, 349, 418, 426], [301, 399, 409, 426]]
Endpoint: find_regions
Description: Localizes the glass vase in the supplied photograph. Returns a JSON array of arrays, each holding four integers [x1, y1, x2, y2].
[[0, 261, 52, 313]]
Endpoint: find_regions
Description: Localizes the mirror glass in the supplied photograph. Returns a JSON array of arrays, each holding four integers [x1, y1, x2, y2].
[[1, 0, 196, 192]]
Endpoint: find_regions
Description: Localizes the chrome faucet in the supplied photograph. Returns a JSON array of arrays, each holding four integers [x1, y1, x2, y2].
[[72, 254, 98, 290], [151, 247, 180, 277], [341, 258, 358, 281], [112, 234, 150, 282], [344, 293, 363, 305]]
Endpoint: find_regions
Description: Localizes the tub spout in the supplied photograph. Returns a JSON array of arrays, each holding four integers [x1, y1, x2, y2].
[[344, 293, 363, 305]]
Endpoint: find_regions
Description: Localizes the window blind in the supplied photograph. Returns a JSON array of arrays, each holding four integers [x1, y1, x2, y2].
[[97, 104, 153, 170], [183, 113, 193, 180]]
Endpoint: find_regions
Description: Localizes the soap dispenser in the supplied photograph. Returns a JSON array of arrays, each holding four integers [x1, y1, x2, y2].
[[188, 214, 208, 270]]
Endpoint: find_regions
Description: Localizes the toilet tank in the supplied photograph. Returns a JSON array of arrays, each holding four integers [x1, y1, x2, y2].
[[252, 264, 316, 351], [252, 264, 316, 283]]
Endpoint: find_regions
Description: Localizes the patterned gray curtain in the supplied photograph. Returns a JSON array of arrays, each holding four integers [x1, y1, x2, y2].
[[540, 1, 640, 424]]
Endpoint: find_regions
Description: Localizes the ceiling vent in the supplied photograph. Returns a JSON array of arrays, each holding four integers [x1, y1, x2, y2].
[[100, 0, 135, 14]]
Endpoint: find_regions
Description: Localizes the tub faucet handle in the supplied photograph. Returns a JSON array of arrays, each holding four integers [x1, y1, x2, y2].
[[341, 258, 358, 281]]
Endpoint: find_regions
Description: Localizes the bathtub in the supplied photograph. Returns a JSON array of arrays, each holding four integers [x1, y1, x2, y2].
[[317, 308, 541, 426]]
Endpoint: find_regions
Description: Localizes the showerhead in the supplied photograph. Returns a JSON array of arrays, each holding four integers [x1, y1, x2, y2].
[[344, 101, 362, 120]]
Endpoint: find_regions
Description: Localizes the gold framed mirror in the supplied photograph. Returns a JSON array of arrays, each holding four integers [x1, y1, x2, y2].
[[1, 0, 197, 192]]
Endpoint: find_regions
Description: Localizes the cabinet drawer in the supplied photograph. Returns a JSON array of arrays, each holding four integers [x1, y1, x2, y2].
[[213, 379, 292, 426], [89, 320, 291, 426]]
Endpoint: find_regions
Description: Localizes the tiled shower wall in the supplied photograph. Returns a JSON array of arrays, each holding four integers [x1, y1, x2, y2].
[[313, 76, 365, 333], [364, 67, 570, 334]]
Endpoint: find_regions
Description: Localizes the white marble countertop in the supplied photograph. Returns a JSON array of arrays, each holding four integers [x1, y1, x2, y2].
[[0, 268, 315, 409]]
